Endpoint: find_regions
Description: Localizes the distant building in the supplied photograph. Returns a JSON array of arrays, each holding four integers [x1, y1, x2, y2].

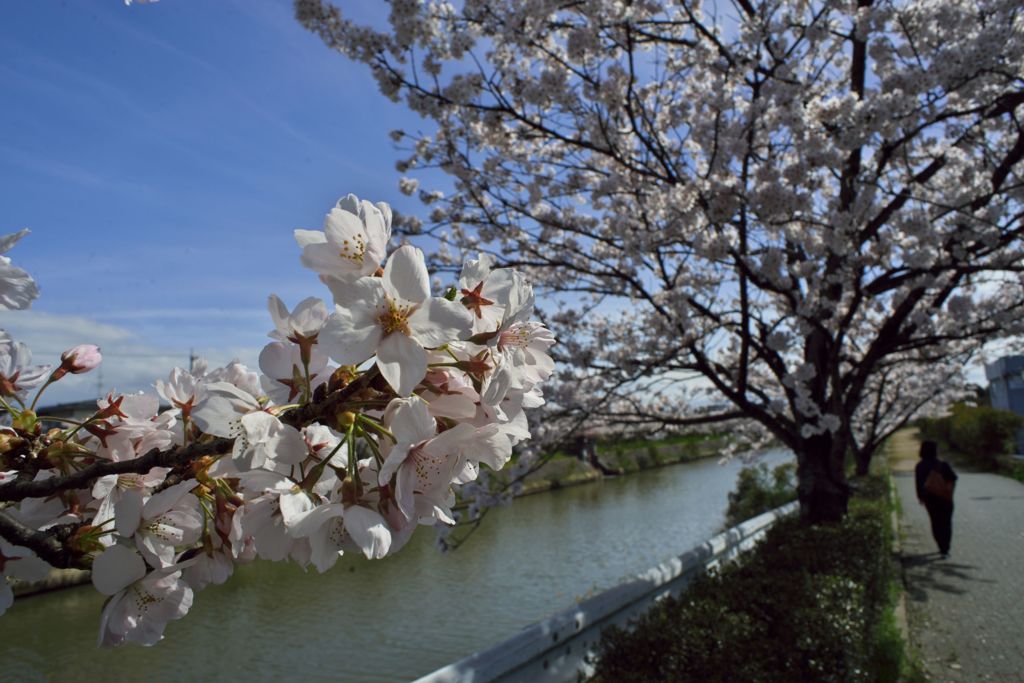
[[37, 399, 101, 431], [984, 355, 1024, 453]]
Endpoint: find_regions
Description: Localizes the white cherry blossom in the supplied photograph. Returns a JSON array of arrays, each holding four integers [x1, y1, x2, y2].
[[97, 563, 194, 647], [0, 229, 39, 310], [155, 366, 207, 418], [0, 338, 49, 401], [258, 341, 330, 405], [0, 191, 555, 645], [295, 193, 392, 283], [320, 245, 474, 395], [116, 479, 203, 568], [267, 294, 329, 347]]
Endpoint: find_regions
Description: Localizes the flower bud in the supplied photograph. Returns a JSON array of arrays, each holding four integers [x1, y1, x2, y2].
[[335, 410, 356, 430], [52, 344, 102, 381]]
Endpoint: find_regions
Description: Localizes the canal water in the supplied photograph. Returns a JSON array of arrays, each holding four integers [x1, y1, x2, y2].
[[1, 448, 791, 682]]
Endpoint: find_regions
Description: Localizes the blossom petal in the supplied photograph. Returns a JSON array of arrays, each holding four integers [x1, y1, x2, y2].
[[299, 243, 347, 276], [389, 396, 436, 444], [0, 229, 29, 255], [377, 333, 427, 396], [393, 464, 417, 520], [92, 545, 147, 596], [114, 488, 145, 538], [279, 490, 317, 534], [192, 382, 261, 438], [382, 245, 430, 304], [345, 506, 391, 560], [293, 228, 326, 249], [320, 280, 385, 365], [142, 479, 197, 518], [379, 442, 411, 485], [267, 294, 290, 334], [408, 298, 474, 347], [289, 501, 343, 539]]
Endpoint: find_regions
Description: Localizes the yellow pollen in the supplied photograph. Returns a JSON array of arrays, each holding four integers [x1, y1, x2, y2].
[[378, 299, 413, 336], [338, 234, 367, 263]]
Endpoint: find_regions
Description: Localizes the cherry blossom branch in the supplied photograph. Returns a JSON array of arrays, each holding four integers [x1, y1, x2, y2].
[[279, 366, 380, 429], [0, 366, 384, 506], [0, 510, 84, 569], [0, 437, 233, 504]]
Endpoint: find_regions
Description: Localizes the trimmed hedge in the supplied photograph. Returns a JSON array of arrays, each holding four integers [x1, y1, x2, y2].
[[589, 475, 894, 683]]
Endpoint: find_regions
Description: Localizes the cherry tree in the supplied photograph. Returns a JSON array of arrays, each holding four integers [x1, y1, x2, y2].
[[0, 195, 555, 644], [295, 0, 1024, 522]]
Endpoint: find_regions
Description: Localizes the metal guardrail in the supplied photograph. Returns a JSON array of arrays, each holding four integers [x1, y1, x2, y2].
[[414, 501, 799, 683]]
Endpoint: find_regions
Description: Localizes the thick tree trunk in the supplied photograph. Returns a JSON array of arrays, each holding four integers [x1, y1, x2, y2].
[[796, 433, 850, 523], [854, 448, 871, 477]]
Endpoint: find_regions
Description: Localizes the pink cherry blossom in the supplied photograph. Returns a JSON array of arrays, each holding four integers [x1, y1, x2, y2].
[[379, 396, 474, 523], [58, 344, 102, 374]]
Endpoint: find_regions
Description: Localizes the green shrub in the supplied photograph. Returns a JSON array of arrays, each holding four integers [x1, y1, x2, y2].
[[724, 462, 797, 527], [590, 476, 893, 683], [917, 403, 1022, 468]]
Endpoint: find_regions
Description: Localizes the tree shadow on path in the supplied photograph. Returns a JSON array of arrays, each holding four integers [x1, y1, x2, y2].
[[901, 553, 995, 603]]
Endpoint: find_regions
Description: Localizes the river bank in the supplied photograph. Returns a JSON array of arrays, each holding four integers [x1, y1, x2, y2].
[[511, 434, 728, 497]]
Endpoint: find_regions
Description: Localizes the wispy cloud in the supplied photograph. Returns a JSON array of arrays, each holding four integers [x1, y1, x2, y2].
[[0, 309, 261, 406], [0, 310, 138, 348], [90, 307, 267, 321], [0, 143, 156, 194]]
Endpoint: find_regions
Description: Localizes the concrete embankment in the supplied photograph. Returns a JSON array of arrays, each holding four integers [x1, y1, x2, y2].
[[10, 568, 90, 598]]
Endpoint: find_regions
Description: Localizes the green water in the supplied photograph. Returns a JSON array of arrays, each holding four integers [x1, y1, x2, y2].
[[1, 449, 791, 682]]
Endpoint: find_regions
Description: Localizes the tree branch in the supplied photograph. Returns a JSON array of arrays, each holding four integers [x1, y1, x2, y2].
[[0, 510, 86, 569]]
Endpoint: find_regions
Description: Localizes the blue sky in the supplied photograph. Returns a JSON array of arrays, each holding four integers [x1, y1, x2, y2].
[[0, 0, 432, 405], [0, 0, 998, 410]]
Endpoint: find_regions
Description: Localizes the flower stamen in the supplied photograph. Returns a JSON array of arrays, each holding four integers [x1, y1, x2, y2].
[[378, 298, 413, 336]]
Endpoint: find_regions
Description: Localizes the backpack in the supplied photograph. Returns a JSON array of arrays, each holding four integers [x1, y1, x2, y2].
[[924, 466, 954, 502]]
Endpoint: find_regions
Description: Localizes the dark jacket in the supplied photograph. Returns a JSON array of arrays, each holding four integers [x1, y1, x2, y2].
[[915, 455, 957, 501]]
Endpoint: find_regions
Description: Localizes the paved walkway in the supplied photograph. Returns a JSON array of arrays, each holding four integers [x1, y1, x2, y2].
[[889, 430, 1024, 682]]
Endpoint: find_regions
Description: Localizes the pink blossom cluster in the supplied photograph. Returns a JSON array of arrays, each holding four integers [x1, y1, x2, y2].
[[0, 195, 555, 645]]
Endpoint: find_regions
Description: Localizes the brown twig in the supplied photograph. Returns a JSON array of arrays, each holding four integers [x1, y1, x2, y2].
[[0, 437, 233, 504], [0, 510, 86, 569]]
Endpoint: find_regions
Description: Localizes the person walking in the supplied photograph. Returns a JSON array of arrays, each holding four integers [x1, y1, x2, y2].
[[915, 440, 958, 557]]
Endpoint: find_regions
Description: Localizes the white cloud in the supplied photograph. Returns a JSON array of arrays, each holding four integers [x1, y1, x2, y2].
[[0, 309, 261, 408], [0, 310, 137, 349]]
